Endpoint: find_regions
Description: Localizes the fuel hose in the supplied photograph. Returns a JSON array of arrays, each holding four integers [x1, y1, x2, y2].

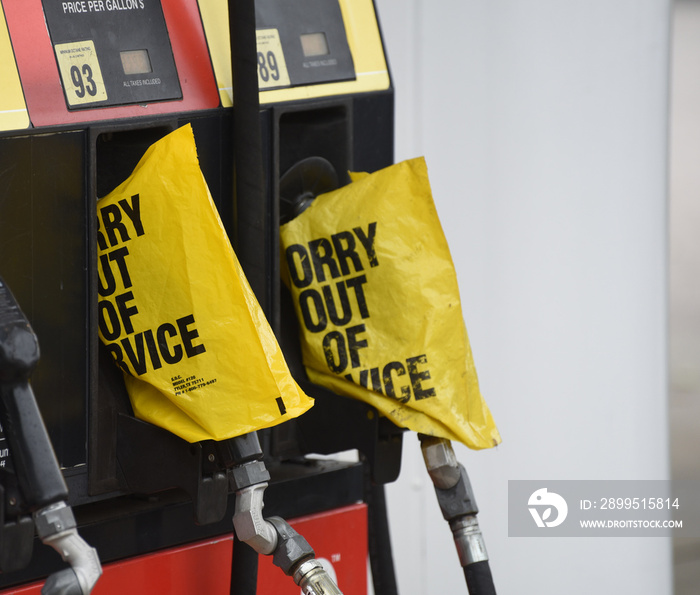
[[364, 463, 399, 595], [228, 0, 266, 590], [464, 560, 496, 595], [229, 0, 270, 310], [420, 435, 497, 595]]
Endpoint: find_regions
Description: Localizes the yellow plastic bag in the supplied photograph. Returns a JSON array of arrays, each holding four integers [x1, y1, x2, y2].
[[280, 157, 500, 449], [97, 124, 313, 443]]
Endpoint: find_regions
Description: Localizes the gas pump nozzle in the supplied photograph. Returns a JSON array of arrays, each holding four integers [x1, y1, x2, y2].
[[34, 502, 102, 595], [226, 433, 343, 594], [0, 277, 102, 594], [419, 435, 496, 595]]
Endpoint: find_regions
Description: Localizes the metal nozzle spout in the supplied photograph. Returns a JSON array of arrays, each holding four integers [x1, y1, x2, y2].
[[293, 559, 344, 595]]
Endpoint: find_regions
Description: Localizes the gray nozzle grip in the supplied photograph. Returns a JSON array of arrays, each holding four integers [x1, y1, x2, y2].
[[41, 568, 83, 595]]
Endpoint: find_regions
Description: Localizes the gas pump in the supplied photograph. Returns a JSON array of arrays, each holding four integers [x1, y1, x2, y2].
[[0, 0, 396, 592], [1, 0, 499, 591]]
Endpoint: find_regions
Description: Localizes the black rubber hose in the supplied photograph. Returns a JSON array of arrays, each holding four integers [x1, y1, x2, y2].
[[228, 2, 264, 591], [229, 0, 268, 309], [230, 532, 259, 595], [464, 560, 497, 595], [364, 463, 399, 595]]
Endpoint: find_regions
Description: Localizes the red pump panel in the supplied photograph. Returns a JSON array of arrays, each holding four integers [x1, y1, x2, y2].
[[3, 0, 219, 127], [0, 504, 368, 595], [3, 537, 233, 595], [258, 503, 368, 594]]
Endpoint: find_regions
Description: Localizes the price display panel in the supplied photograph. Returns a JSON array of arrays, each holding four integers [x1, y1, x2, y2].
[[255, 0, 355, 90], [42, 0, 182, 109]]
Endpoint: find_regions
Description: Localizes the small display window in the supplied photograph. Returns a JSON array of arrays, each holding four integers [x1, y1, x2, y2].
[[121, 49, 152, 75], [300, 32, 329, 57]]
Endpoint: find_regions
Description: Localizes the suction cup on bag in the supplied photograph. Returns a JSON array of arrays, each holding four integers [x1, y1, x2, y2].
[[279, 156, 339, 223]]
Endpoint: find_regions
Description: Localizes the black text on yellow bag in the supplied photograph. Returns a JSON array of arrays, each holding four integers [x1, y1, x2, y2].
[[97, 125, 313, 443], [280, 157, 500, 449]]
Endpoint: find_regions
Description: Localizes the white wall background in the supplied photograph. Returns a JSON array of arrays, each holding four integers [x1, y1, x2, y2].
[[373, 1, 672, 593]]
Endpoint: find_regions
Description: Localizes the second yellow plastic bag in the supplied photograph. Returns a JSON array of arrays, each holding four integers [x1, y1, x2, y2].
[[97, 125, 313, 443], [280, 157, 500, 449]]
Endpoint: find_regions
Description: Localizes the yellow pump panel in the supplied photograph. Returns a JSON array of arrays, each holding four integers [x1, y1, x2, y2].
[[0, 2, 29, 131], [197, 0, 390, 107]]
